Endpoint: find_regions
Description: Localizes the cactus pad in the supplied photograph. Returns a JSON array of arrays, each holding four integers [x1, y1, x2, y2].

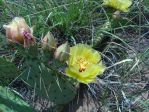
[[0, 86, 35, 112], [21, 60, 76, 104], [0, 58, 19, 86]]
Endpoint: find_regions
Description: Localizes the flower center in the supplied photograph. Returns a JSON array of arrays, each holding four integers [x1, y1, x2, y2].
[[23, 31, 33, 40], [77, 57, 88, 72]]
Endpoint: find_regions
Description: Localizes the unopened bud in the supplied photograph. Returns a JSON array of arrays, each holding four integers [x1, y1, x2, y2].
[[55, 42, 70, 62], [113, 11, 120, 19], [42, 32, 56, 51]]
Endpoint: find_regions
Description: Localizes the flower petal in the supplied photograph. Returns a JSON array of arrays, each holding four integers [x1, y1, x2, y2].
[[103, 0, 132, 12], [69, 44, 101, 65], [66, 63, 105, 84]]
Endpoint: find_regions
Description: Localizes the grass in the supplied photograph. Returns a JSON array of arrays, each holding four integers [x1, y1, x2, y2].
[[0, 0, 149, 112]]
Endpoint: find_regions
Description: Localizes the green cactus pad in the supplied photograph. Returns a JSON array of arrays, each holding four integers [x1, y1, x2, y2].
[[0, 58, 18, 76], [0, 86, 35, 112], [21, 60, 76, 104], [0, 58, 19, 86], [0, 104, 15, 112]]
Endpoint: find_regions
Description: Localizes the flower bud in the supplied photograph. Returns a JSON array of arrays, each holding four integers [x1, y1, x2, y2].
[[3, 17, 36, 48], [113, 11, 120, 19], [55, 42, 70, 62], [42, 32, 57, 51]]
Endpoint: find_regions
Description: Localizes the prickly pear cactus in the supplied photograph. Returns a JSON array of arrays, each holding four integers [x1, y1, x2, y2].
[[0, 86, 35, 112], [21, 60, 76, 104], [0, 58, 19, 86], [15, 44, 77, 110], [0, 58, 18, 76]]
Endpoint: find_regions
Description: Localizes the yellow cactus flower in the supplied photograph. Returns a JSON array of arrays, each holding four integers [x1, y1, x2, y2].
[[65, 44, 105, 84], [103, 0, 132, 12]]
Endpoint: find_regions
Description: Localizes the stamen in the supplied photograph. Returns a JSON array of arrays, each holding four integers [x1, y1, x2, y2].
[[77, 57, 88, 72]]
